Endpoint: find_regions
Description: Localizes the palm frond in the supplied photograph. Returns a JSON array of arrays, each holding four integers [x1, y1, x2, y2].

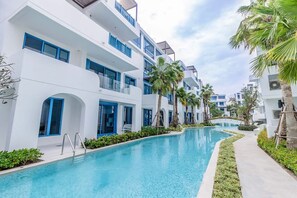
[[250, 54, 275, 77], [266, 36, 297, 62], [278, 61, 297, 83]]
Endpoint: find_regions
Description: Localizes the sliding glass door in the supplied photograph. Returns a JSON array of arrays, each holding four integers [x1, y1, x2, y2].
[[98, 102, 118, 136]]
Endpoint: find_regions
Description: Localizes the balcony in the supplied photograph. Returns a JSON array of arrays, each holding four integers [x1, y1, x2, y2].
[[183, 70, 200, 87], [81, 0, 139, 41], [9, 0, 139, 72], [98, 74, 130, 94], [109, 34, 132, 57], [249, 75, 259, 82], [115, 1, 135, 27]]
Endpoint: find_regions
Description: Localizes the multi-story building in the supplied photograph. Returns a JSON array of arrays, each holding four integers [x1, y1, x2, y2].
[[210, 94, 228, 116], [0, 0, 203, 151], [256, 65, 297, 137]]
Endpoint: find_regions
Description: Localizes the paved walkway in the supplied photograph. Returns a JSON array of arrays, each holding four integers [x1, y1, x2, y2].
[[234, 130, 297, 198]]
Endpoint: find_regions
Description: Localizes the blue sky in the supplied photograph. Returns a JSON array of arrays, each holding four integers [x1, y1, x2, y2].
[[136, 0, 254, 97]]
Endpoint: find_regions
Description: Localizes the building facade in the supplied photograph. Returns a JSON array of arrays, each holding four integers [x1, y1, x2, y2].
[[210, 94, 228, 116], [0, 0, 203, 151]]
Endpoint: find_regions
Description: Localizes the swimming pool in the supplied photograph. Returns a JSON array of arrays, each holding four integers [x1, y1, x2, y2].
[[0, 127, 231, 198]]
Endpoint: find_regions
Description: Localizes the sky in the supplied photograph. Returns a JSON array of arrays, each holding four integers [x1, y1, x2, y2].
[[136, 0, 254, 97]]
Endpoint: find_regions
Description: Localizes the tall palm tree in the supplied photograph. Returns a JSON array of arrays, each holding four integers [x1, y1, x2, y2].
[[188, 94, 201, 124], [167, 62, 184, 128], [200, 84, 214, 123], [149, 57, 171, 129], [230, 0, 297, 148], [176, 88, 190, 124]]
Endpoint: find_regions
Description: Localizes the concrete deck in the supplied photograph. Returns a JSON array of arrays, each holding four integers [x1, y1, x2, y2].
[[234, 130, 297, 198]]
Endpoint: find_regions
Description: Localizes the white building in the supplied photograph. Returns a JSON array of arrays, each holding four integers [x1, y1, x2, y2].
[[256, 66, 297, 137], [210, 94, 228, 116], [0, 0, 203, 151]]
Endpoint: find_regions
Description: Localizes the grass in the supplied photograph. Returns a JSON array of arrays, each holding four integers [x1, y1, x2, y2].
[[257, 129, 297, 176], [212, 132, 244, 198]]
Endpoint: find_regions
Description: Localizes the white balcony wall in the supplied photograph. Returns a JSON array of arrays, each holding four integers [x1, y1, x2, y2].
[[1, 0, 140, 72]]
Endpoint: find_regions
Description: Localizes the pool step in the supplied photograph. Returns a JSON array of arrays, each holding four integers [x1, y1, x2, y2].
[[72, 155, 85, 164]]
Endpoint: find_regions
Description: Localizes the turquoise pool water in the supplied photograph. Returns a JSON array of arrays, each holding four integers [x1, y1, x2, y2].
[[0, 127, 231, 198]]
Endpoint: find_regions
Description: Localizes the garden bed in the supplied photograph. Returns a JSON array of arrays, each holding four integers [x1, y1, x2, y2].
[[257, 130, 297, 176], [212, 133, 244, 198]]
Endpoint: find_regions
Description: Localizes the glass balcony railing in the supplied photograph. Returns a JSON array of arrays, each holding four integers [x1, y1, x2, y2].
[[109, 34, 132, 57], [115, 1, 135, 27], [98, 74, 130, 94]]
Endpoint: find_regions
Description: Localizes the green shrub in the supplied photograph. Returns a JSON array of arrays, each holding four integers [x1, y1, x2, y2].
[[257, 130, 297, 176], [212, 133, 244, 198], [0, 148, 43, 171], [84, 127, 169, 149], [201, 122, 216, 127], [166, 126, 183, 132], [238, 125, 257, 131]]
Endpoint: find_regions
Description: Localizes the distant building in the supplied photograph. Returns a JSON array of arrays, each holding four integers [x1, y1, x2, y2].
[[210, 94, 228, 116]]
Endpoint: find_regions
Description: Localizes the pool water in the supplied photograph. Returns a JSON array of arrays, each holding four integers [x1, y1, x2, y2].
[[0, 127, 231, 198]]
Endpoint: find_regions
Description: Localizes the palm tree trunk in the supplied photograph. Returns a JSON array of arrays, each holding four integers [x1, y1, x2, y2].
[[191, 105, 195, 124], [172, 87, 178, 127], [156, 93, 162, 129], [185, 105, 188, 124], [203, 101, 207, 123], [281, 82, 297, 148]]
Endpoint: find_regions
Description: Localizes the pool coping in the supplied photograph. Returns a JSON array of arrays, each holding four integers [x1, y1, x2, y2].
[[0, 128, 193, 176], [196, 131, 234, 198]]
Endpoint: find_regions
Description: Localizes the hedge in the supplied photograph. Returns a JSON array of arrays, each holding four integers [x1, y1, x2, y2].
[[238, 125, 257, 131], [84, 127, 168, 149], [0, 149, 43, 171], [212, 133, 244, 198], [257, 130, 297, 175]]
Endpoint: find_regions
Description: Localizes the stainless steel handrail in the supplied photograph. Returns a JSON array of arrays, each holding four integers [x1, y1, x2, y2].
[[74, 133, 87, 154], [61, 133, 75, 156]]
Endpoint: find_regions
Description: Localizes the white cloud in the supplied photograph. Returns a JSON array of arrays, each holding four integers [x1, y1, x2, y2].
[[136, 0, 254, 95]]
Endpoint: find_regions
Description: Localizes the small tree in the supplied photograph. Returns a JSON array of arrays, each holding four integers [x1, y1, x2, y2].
[[237, 87, 258, 126], [227, 97, 240, 117], [0, 56, 18, 103], [200, 84, 214, 123], [209, 103, 224, 118]]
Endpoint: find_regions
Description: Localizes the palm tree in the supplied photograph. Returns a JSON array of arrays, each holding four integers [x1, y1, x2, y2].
[[188, 94, 201, 124], [167, 62, 184, 128], [200, 84, 214, 123], [149, 57, 171, 129], [230, 0, 297, 148], [176, 88, 190, 124]]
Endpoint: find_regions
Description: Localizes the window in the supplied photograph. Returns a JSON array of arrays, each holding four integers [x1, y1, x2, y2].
[[124, 106, 133, 125], [219, 102, 225, 106], [156, 49, 162, 56], [39, 98, 64, 137], [109, 34, 132, 57], [211, 96, 217, 100], [125, 76, 136, 87], [269, 74, 281, 90], [144, 37, 154, 59], [143, 109, 152, 126], [197, 113, 199, 121], [144, 58, 154, 76], [132, 33, 142, 48], [273, 110, 281, 119], [167, 93, 173, 105], [144, 80, 152, 95], [23, 33, 69, 62], [218, 95, 225, 99], [169, 111, 173, 124], [86, 59, 121, 92], [183, 81, 191, 91], [237, 93, 240, 99]]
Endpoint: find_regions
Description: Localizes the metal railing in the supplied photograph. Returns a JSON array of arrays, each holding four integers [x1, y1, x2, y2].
[[98, 74, 130, 94], [115, 1, 135, 26], [74, 133, 87, 154], [61, 133, 75, 156]]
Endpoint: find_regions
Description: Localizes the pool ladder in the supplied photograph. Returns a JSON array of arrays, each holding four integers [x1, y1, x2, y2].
[[61, 133, 87, 157]]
